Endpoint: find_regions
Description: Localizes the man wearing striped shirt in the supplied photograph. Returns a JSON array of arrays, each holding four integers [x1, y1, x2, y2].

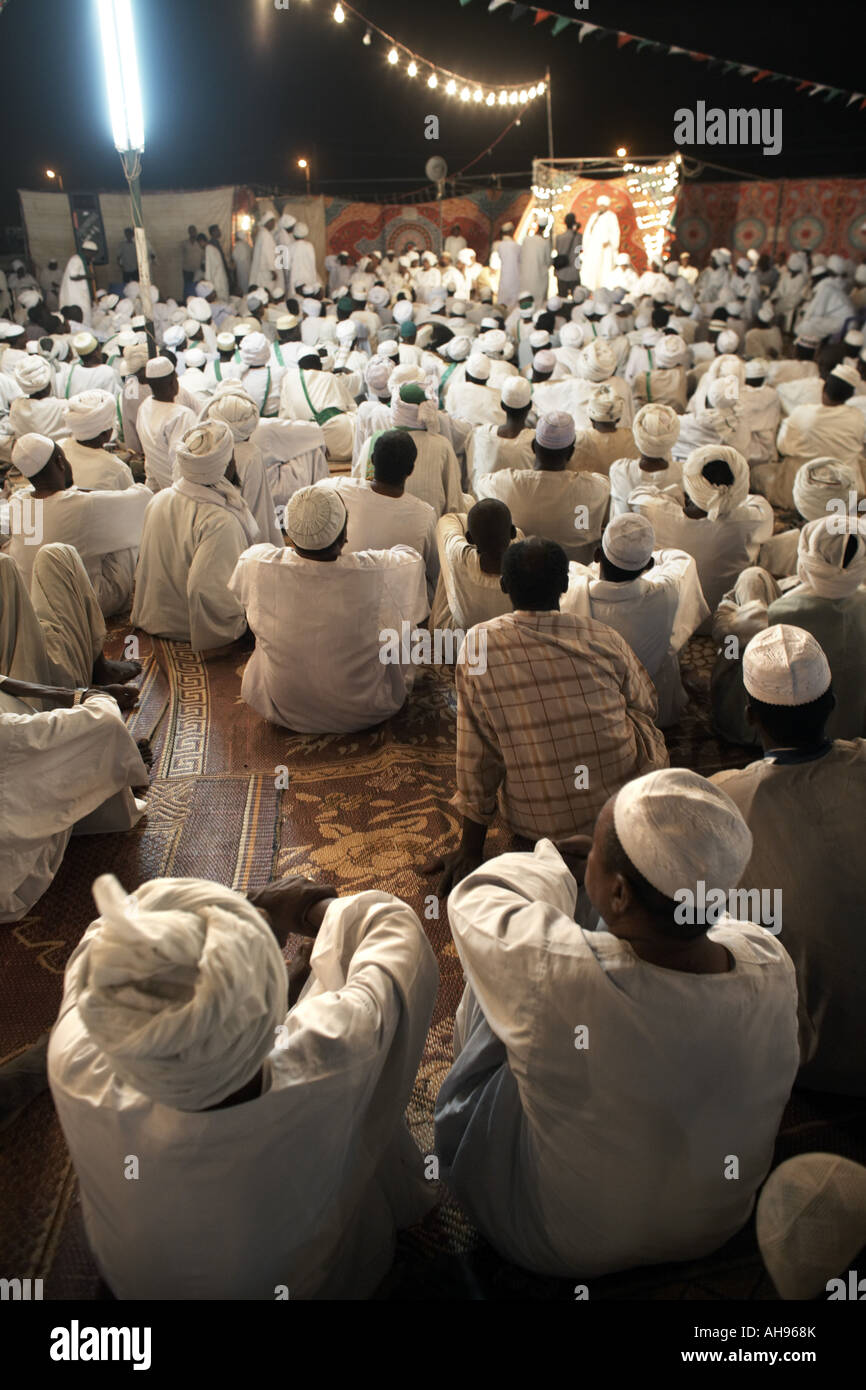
[[431, 537, 668, 893]]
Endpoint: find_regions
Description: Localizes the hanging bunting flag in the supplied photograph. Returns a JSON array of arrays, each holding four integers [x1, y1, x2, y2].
[[466, 0, 866, 110]]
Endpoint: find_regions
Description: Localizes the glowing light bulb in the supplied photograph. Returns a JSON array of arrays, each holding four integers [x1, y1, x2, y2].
[[407, 61, 418, 77], [363, 28, 371, 46], [616, 147, 627, 158], [388, 48, 398, 65], [333, 3, 345, 23], [428, 73, 438, 89], [509, 91, 518, 105], [519, 90, 527, 104], [446, 79, 457, 96], [486, 92, 495, 106], [474, 89, 483, 103], [498, 90, 508, 105], [461, 87, 470, 102]]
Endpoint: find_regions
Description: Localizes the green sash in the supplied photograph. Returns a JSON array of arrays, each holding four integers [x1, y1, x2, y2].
[[273, 343, 285, 368], [64, 365, 77, 399], [438, 360, 458, 408], [214, 360, 222, 382], [299, 368, 343, 427]]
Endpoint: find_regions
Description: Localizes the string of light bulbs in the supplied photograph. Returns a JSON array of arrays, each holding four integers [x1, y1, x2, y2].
[[327, 1, 546, 107]]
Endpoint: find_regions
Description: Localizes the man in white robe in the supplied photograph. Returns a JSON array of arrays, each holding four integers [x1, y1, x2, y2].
[[59, 240, 97, 326], [774, 364, 865, 507], [279, 353, 356, 463], [477, 412, 609, 563], [249, 211, 281, 297], [571, 385, 639, 478], [489, 223, 521, 309], [434, 770, 799, 1278], [355, 383, 463, 518], [519, 223, 551, 307], [131, 421, 256, 651], [609, 402, 683, 517], [6, 434, 150, 616], [253, 417, 329, 509], [63, 390, 133, 491], [443, 353, 504, 428], [5, 357, 69, 445], [134, 357, 197, 491], [48, 871, 437, 1298], [432, 500, 519, 634], [229, 486, 429, 733], [321, 431, 438, 601], [204, 229, 230, 303], [0, 546, 146, 921], [289, 224, 318, 298], [466, 376, 535, 490], [739, 358, 781, 467], [713, 625, 866, 1096], [56, 332, 121, 400], [199, 388, 282, 547], [580, 195, 620, 292], [562, 513, 708, 726]]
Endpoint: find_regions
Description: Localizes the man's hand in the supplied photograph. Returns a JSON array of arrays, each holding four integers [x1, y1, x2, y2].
[[286, 939, 314, 1008], [85, 683, 140, 712], [552, 834, 594, 883], [421, 847, 483, 898], [250, 876, 338, 947]]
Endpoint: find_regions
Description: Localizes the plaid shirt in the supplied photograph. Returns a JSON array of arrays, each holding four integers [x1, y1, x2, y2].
[[452, 610, 668, 840]]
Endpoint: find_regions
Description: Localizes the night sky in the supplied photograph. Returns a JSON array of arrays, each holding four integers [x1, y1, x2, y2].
[[1, 0, 863, 225]]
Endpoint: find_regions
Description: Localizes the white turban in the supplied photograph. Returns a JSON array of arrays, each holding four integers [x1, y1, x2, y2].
[[124, 343, 148, 372], [560, 320, 588, 349], [163, 325, 186, 349], [368, 285, 389, 309], [633, 402, 680, 459], [72, 331, 99, 356], [239, 332, 270, 367], [174, 420, 235, 485], [293, 222, 309, 238], [365, 356, 393, 395], [14, 357, 52, 395], [501, 376, 532, 410], [796, 515, 866, 599], [302, 299, 322, 319], [390, 364, 426, 390], [479, 329, 507, 357], [12, 432, 56, 478], [707, 375, 740, 409], [378, 339, 399, 360], [466, 353, 491, 381], [536, 411, 575, 450], [529, 329, 551, 350], [66, 389, 116, 441], [756, 1154, 866, 1301], [614, 768, 752, 903], [587, 384, 623, 423], [187, 299, 211, 323], [393, 299, 414, 325], [602, 513, 654, 571], [793, 458, 862, 523], [145, 356, 174, 380], [446, 336, 471, 362], [757, 303, 775, 324], [716, 329, 740, 354], [830, 362, 860, 393], [75, 874, 288, 1113], [285, 484, 347, 549], [683, 444, 750, 520], [533, 349, 557, 375], [745, 357, 770, 381], [654, 334, 686, 369], [201, 390, 259, 442], [743, 625, 832, 707], [577, 339, 616, 383], [598, 312, 621, 340]]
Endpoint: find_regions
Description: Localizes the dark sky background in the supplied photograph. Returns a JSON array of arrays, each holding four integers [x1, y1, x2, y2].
[[1, 0, 864, 223]]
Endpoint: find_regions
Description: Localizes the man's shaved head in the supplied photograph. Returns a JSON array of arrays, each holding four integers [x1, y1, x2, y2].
[[372, 429, 417, 485], [466, 498, 513, 553], [501, 536, 569, 611]]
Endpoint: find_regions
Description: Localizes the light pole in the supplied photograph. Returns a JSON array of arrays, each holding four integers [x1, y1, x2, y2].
[[298, 158, 311, 196], [97, 0, 156, 355], [46, 168, 64, 192]]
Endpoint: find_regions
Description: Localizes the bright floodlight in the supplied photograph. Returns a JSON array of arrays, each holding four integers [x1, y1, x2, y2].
[[617, 147, 628, 158], [298, 158, 308, 168], [97, 0, 145, 152], [46, 169, 57, 179]]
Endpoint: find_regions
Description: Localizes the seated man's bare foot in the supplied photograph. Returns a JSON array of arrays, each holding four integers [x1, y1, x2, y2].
[[93, 655, 142, 684], [135, 738, 154, 771]]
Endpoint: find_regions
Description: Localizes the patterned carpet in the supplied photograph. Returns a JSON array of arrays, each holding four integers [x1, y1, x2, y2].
[[2, 622, 864, 1301]]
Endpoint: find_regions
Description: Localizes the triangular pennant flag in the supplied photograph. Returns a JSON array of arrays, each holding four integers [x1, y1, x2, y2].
[[533, 9, 553, 22], [509, 3, 528, 18], [823, 88, 841, 102], [459, 0, 474, 6], [488, 0, 512, 9], [636, 39, 658, 52], [689, 52, 710, 62], [578, 22, 598, 40], [616, 33, 634, 48], [668, 45, 686, 56], [739, 65, 757, 76], [551, 16, 572, 35], [752, 70, 771, 82], [848, 91, 865, 106], [769, 73, 786, 82], [723, 61, 739, 74], [861, 96, 866, 110], [809, 84, 827, 96], [796, 81, 811, 92]]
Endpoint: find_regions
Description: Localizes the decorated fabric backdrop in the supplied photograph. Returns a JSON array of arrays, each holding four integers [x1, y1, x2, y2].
[[554, 178, 653, 274], [675, 178, 866, 265], [324, 190, 531, 265]]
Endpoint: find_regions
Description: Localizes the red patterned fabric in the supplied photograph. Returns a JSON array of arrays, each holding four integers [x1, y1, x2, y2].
[[324, 193, 531, 264], [675, 178, 866, 265]]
